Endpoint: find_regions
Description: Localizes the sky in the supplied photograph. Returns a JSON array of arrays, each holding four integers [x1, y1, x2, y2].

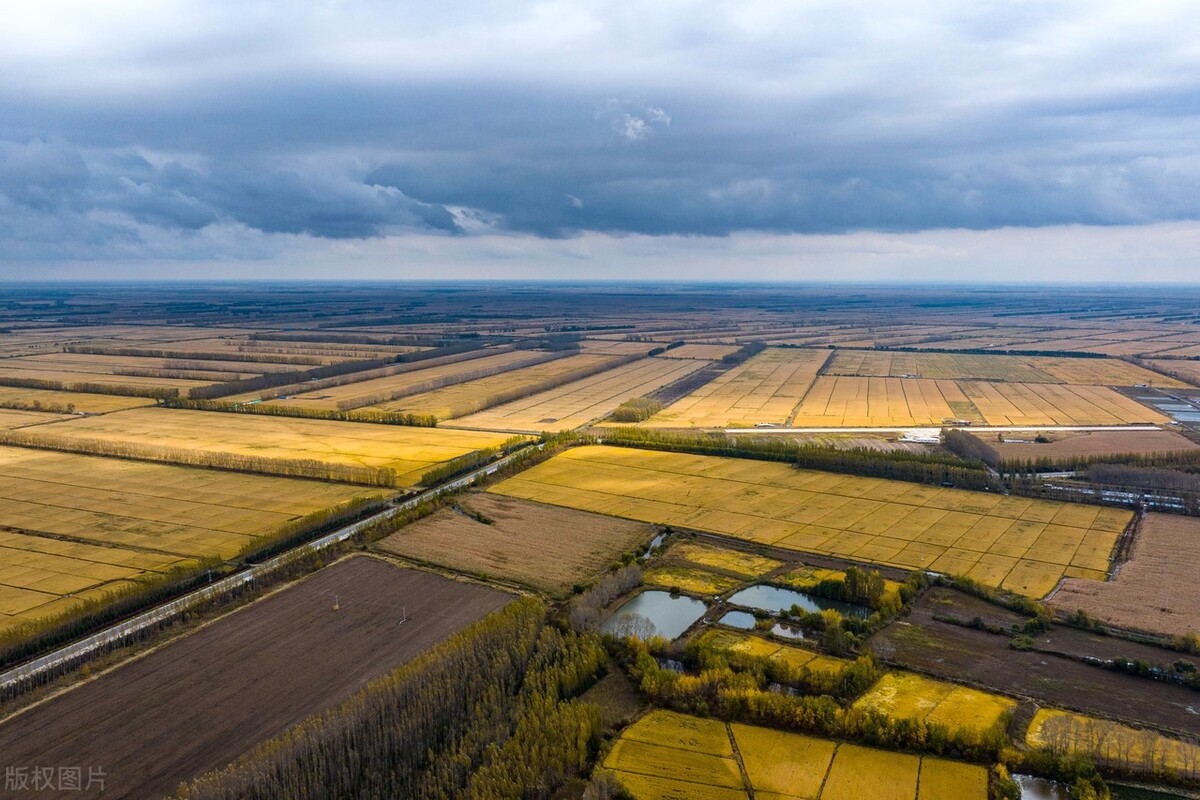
[[2, 1, 1199, 282]]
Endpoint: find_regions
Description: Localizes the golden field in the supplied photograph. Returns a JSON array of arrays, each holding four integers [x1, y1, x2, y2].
[[826, 350, 1188, 387], [668, 541, 784, 578], [0, 446, 386, 633], [699, 630, 850, 675], [605, 710, 987, 800], [0, 408, 75, 429], [13, 406, 515, 486], [789, 376, 1167, 426], [368, 354, 617, 419], [641, 348, 828, 428], [852, 672, 1015, 736], [448, 356, 706, 432], [490, 446, 1131, 597]]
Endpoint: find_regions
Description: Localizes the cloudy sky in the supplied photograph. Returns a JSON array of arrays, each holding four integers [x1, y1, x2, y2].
[[2, 1, 1199, 281]]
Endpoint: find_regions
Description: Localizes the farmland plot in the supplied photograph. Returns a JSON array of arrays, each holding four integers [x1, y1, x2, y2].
[[641, 348, 828, 428], [448, 356, 707, 432], [7, 406, 515, 486], [0, 386, 154, 413], [852, 672, 1015, 736], [491, 446, 1131, 597]]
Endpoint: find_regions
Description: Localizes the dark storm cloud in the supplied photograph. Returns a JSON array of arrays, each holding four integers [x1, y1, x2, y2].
[[1, 1, 1199, 259]]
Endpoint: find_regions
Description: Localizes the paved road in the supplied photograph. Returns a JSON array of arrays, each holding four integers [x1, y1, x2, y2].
[[0, 444, 539, 694]]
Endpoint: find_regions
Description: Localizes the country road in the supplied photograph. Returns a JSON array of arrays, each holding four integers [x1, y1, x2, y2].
[[0, 443, 541, 694]]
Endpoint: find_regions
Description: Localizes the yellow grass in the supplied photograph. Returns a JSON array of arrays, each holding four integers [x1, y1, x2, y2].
[[490, 446, 1127, 597], [370, 354, 617, 419], [0, 447, 384, 633], [610, 771, 748, 800], [23, 406, 515, 486], [448, 356, 707, 432], [620, 710, 735, 755], [670, 541, 784, 577], [604, 739, 744, 789], [731, 723, 836, 798], [853, 673, 1015, 737], [698, 630, 849, 675], [641, 348, 828, 427], [790, 376, 1166, 427], [820, 743, 920, 800], [917, 757, 989, 800], [0, 409, 74, 429], [0, 386, 154, 413], [644, 566, 740, 595]]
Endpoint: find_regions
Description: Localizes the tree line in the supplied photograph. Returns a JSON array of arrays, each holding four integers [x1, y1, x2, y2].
[[64, 344, 326, 366], [0, 375, 178, 398], [178, 599, 609, 800], [162, 397, 438, 427], [417, 435, 529, 486], [0, 429, 398, 486]]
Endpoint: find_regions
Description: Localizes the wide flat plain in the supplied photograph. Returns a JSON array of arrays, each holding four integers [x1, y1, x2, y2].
[[491, 446, 1130, 598], [0, 557, 512, 800], [12, 406, 514, 486]]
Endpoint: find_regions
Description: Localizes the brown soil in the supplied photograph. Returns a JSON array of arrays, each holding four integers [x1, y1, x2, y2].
[[1050, 513, 1200, 638], [871, 587, 1200, 737], [0, 556, 511, 800], [378, 493, 653, 594], [981, 430, 1199, 461]]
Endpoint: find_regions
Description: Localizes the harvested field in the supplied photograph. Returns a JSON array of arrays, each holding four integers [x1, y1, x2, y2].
[[0, 386, 154, 413], [1146, 359, 1200, 386], [1049, 514, 1200, 637], [369, 354, 620, 419], [869, 587, 1200, 735], [491, 446, 1130, 598], [852, 672, 1015, 736], [656, 344, 741, 360], [0, 366, 211, 393], [790, 376, 1168, 427], [607, 710, 988, 800], [12, 406, 514, 486], [259, 349, 544, 410], [448, 356, 707, 432], [985, 430, 1200, 462], [0, 557, 511, 799], [377, 493, 652, 594], [0, 352, 279, 378], [641, 348, 828, 428], [826, 350, 1188, 387], [0, 408, 74, 428]]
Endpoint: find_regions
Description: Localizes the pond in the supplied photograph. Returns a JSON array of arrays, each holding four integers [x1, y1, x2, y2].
[[1014, 775, 1069, 800], [727, 585, 872, 619], [770, 622, 807, 640], [719, 610, 758, 630], [601, 590, 707, 640]]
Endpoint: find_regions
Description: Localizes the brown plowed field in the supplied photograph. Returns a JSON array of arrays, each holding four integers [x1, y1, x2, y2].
[[1050, 513, 1200, 637], [0, 556, 511, 799], [983, 430, 1199, 462], [379, 493, 653, 594]]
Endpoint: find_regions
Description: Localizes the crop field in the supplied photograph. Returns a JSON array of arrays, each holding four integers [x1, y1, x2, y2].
[[0, 385, 155, 413], [700, 630, 850, 674], [605, 710, 987, 800], [1027, 709, 1200, 775], [1050, 514, 1200, 637], [91, 335, 420, 365], [0, 446, 386, 632], [1146, 359, 1200, 385], [0, 408, 74, 428], [656, 344, 741, 360], [852, 672, 1016, 736], [377, 493, 651, 594], [640, 348, 829, 428], [789, 376, 1168, 426], [0, 352, 281, 378], [0, 365, 213, 393], [825, 350, 1189, 387], [13, 406, 515, 486], [491, 446, 1131, 598], [448, 356, 707, 432], [259, 349, 542, 410], [368, 353, 619, 419], [0, 557, 512, 799], [644, 565, 739, 595]]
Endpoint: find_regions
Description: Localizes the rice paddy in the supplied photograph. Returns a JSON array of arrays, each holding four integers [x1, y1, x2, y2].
[[604, 710, 988, 799], [641, 348, 829, 428], [490, 446, 1131, 597], [852, 672, 1016, 736]]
